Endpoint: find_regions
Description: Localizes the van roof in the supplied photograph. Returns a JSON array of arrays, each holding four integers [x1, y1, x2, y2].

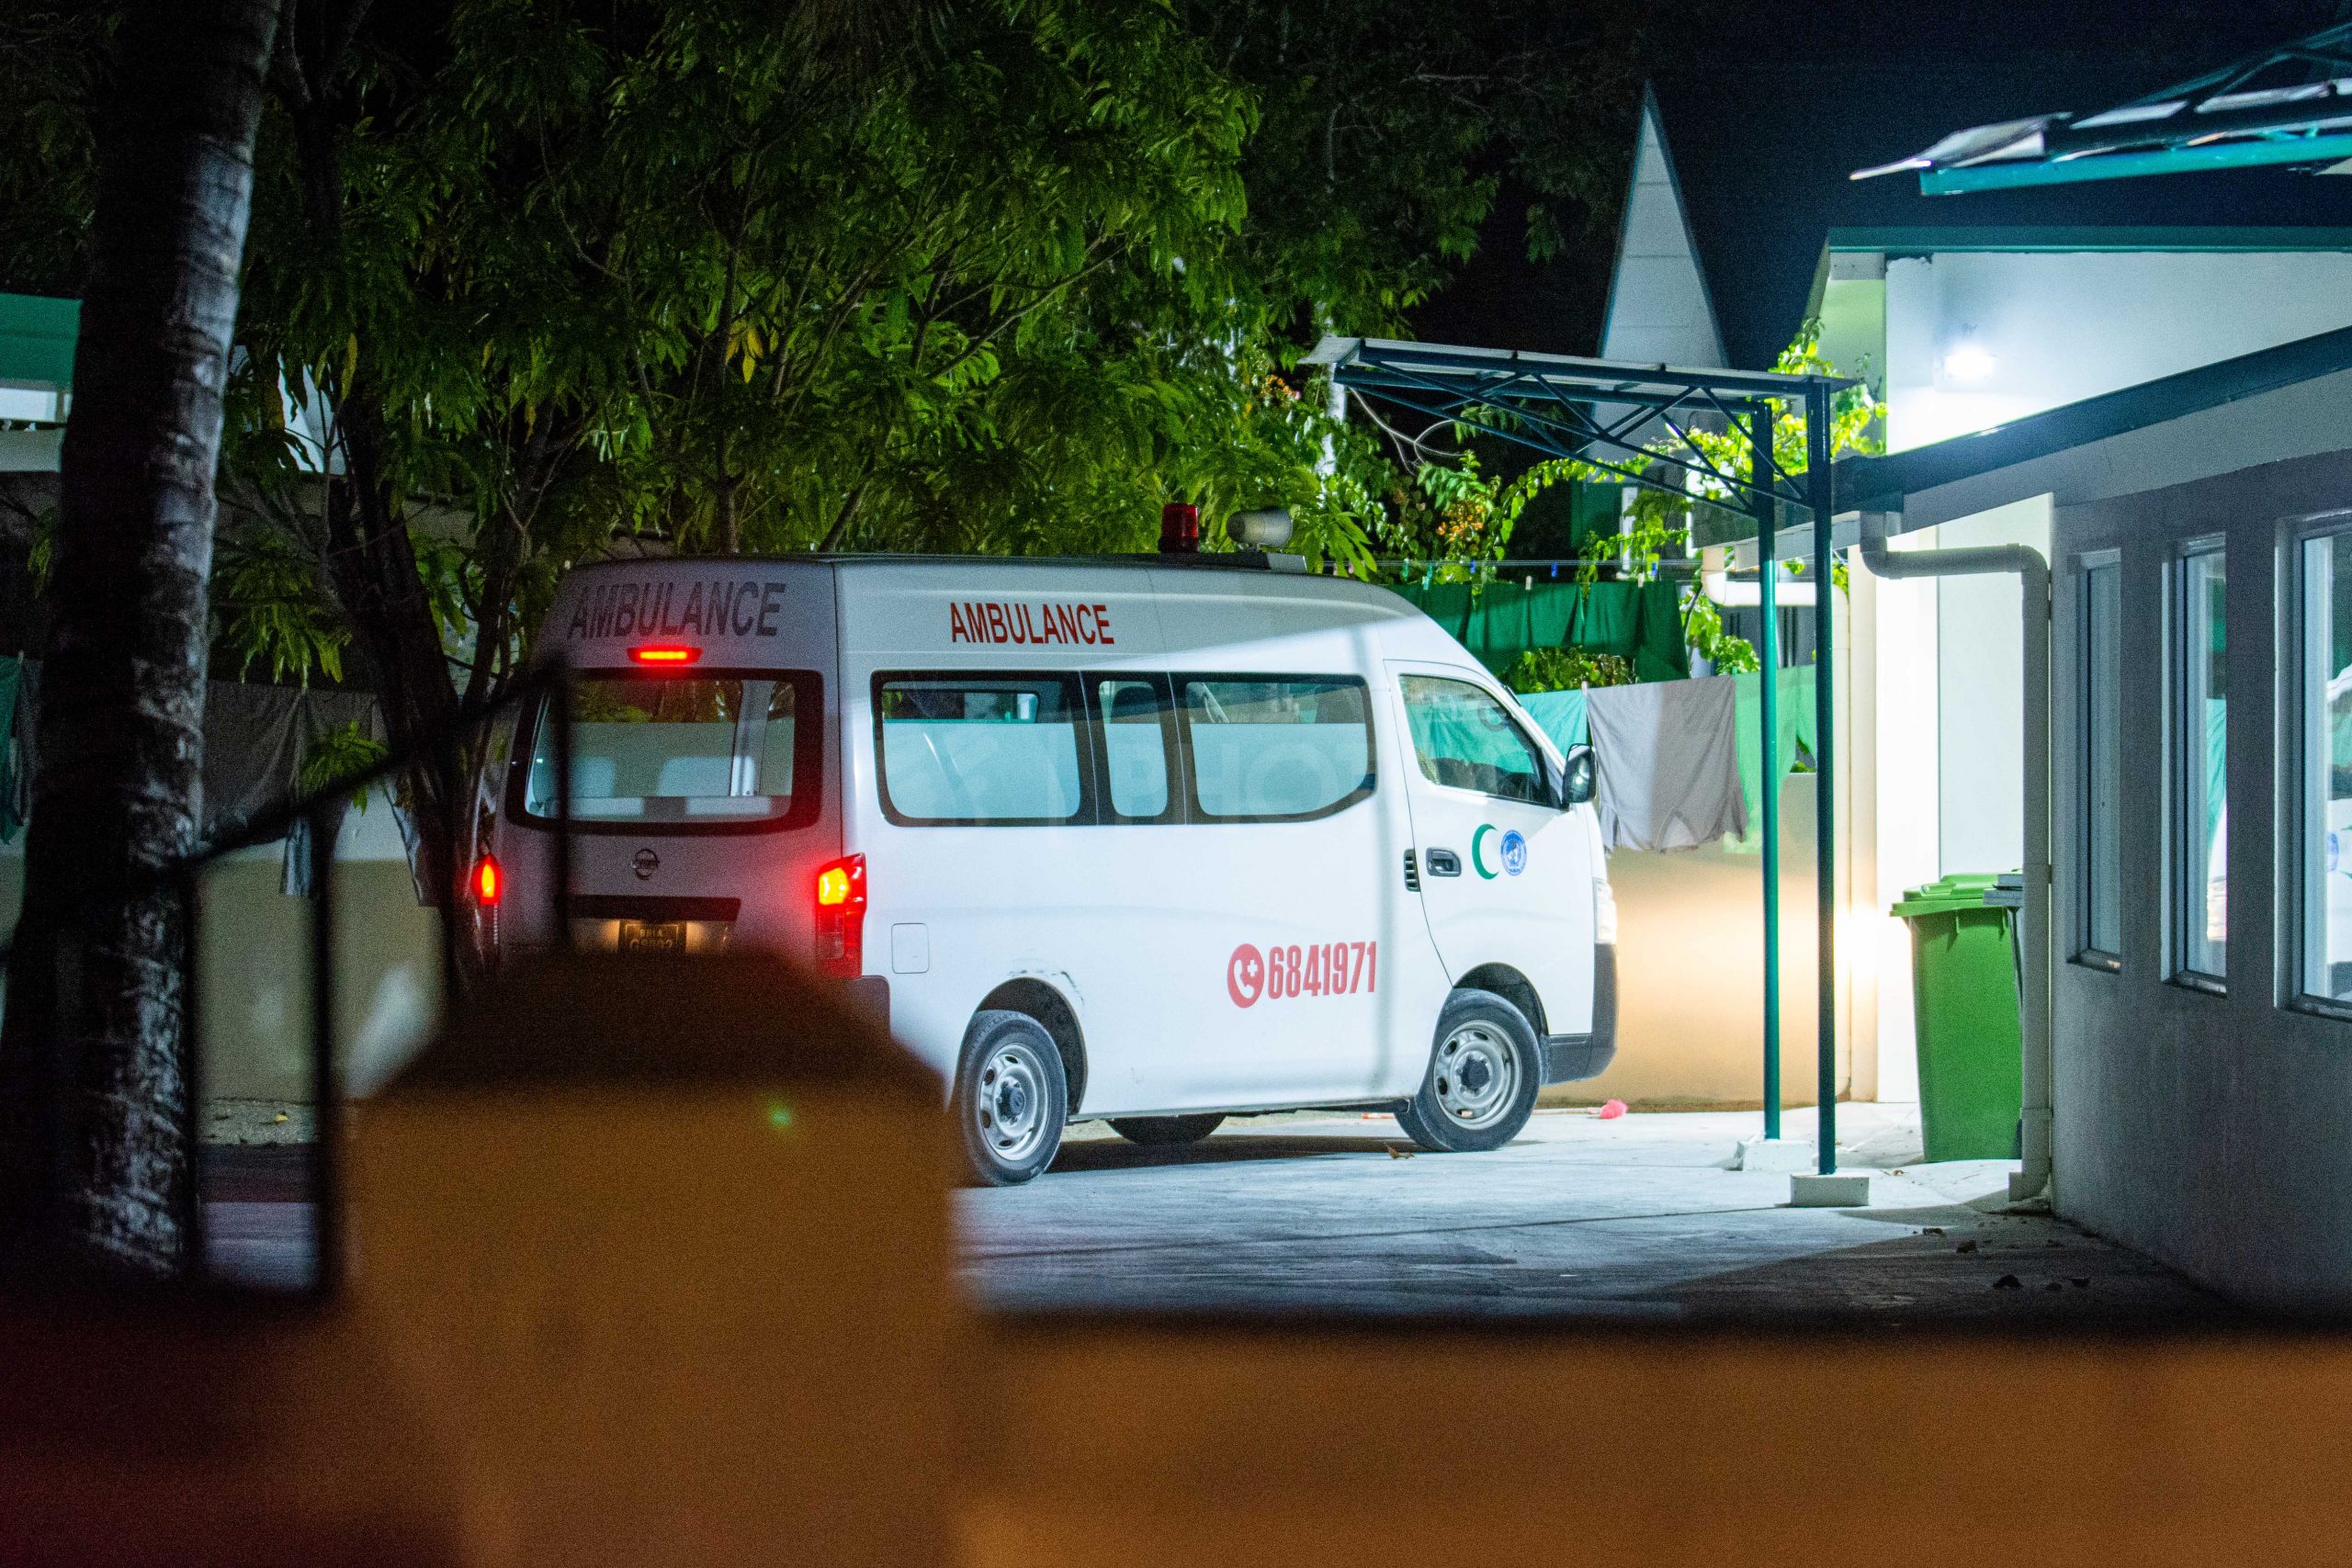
[[562, 550, 1329, 576]]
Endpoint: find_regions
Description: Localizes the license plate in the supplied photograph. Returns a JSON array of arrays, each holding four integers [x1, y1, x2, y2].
[[618, 920, 688, 955]]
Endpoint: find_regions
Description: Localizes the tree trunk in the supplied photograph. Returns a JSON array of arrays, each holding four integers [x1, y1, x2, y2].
[[0, 0, 282, 1282], [275, 18, 466, 908]]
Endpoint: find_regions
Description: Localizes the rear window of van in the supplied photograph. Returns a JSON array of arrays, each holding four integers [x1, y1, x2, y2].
[[519, 672, 820, 829]]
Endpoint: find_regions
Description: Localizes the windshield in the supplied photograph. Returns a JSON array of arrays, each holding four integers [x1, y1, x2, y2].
[[523, 673, 815, 825]]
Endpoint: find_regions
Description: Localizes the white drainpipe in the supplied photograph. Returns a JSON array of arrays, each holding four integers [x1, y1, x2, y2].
[[1857, 508, 2052, 1202]]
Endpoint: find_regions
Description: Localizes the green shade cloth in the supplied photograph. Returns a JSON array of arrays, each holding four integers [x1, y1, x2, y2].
[[0, 293, 78, 389], [1388, 577, 1689, 683], [1515, 688, 1588, 751], [1726, 665, 1816, 853]]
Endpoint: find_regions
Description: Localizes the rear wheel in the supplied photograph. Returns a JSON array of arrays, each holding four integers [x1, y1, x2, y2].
[[1395, 991, 1541, 1153], [954, 1010, 1068, 1186], [1109, 1113, 1226, 1146]]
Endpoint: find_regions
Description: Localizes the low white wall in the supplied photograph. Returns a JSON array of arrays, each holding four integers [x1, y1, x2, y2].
[[1548, 781, 1855, 1110], [0, 786, 442, 1112]]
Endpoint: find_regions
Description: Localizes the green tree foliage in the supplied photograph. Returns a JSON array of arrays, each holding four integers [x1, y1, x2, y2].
[[1505, 646, 1632, 694], [2, 0, 1641, 853]]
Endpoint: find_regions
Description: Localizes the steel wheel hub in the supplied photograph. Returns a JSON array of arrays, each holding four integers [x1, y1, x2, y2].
[[1433, 1022, 1518, 1128], [977, 1040, 1051, 1164]]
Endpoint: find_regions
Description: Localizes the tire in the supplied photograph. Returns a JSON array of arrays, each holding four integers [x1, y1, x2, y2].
[[1395, 990, 1542, 1153], [954, 1010, 1069, 1186], [1109, 1113, 1226, 1146]]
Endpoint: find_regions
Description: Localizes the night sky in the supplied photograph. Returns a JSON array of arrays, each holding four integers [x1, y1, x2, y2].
[[1415, 0, 2352, 361]]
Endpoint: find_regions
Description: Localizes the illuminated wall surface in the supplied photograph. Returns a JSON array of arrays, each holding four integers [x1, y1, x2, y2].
[[1853, 249, 2352, 453]]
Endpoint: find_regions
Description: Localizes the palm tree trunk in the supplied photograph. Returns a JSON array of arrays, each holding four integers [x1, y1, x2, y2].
[[0, 0, 282, 1281]]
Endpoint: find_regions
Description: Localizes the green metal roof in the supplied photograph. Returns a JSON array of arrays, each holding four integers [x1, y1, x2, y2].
[[1850, 22, 2352, 197], [1835, 321, 2352, 510], [0, 293, 77, 389], [1826, 226, 2352, 254]]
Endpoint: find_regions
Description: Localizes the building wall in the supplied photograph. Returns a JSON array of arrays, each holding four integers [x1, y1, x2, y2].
[[1933, 497, 2052, 876], [1831, 247, 2352, 1104], [2053, 447, 2352, 1308]]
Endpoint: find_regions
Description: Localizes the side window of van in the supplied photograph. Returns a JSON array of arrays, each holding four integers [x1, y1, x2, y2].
[[1399, 675, 1547, 805], [1179, 676, 1374, 822], [1092, 676, 1178, 821], [876, 674, 1091, 825]]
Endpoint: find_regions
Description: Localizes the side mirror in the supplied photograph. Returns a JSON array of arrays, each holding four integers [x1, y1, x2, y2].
[[1561, 744, 1596, 807]]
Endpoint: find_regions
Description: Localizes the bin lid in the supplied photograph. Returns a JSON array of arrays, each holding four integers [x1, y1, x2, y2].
[[1891, 872, 2014, 919]]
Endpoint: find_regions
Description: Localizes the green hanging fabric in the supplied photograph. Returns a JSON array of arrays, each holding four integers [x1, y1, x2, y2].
[[1726, 665, 1816, 855]]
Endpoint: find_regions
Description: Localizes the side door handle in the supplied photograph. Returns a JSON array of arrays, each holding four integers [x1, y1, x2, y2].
[[1424, 848, 1463, 877]]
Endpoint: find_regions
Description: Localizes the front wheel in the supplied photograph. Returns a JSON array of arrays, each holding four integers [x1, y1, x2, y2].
[[1395, 991, 1542, 1153], [1110, 1113, 1225, 1146], [954, 1010, 1069, 1186]]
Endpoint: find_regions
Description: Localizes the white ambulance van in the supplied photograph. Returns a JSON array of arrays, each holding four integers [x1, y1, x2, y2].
[[467, 553, 1617, 1183]]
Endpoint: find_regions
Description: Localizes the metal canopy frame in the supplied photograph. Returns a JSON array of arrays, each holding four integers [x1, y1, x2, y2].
[[1851, 21, 2352, 194], [1306, 335, 1856, 1171]]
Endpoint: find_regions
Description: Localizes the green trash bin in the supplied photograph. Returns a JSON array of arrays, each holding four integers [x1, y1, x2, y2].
[[1890, 874, 2024, 1162]]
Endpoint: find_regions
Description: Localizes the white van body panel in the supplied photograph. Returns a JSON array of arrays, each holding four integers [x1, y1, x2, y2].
[[491, 556, 1612, 1121]]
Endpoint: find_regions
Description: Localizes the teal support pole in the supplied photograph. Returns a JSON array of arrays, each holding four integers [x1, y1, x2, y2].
[[1806, 384, 1838, 1176], [1749, 401, 1781, 1142]]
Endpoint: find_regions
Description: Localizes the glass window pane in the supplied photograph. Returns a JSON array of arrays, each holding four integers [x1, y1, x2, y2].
[[525, 676, 805, 822], [878, 676, 1084, 823], [2303, 534, 2352, 1001], [2177, 550, 2227, 979], [1182, 678, 1372, 820], [2081, 562, 2121, 958], [1097, 678, 1171, 819], [1399, 675, 1547, 805]]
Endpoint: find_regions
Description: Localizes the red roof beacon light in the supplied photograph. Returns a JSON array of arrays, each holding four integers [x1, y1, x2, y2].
[[628, 644, 703, 667], [1158, 502, 1200, 555], [813, 853, 867, 978], [470, 852, 503, 908]]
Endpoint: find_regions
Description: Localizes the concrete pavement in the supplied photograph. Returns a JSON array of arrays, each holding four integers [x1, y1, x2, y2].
[[960, 1103, 2237, 1325]]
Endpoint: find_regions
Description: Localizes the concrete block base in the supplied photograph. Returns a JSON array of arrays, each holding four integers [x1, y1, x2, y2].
[[1788, 1172, 1874, 1208], [1735, 1137, 1816, 1173]]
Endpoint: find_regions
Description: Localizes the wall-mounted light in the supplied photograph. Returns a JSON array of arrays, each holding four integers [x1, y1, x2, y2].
[[1941, 335, 1996, 382]]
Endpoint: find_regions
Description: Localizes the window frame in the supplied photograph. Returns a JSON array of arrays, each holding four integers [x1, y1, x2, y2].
[[1084, 670, 1184, 826], [870, 669, 1099, 829], [2168, 539, 2229, 993], [2290, 517, 2352, 1020], [2072, 550, 2124, 972], [1172, 671, 1377, 825], [505, 668, 825, 837]]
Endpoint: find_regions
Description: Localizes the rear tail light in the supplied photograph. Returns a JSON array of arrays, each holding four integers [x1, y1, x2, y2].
[[814, 853, 866, 977], [471, 852, 503, 908], [628, 643, 702, 666]]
